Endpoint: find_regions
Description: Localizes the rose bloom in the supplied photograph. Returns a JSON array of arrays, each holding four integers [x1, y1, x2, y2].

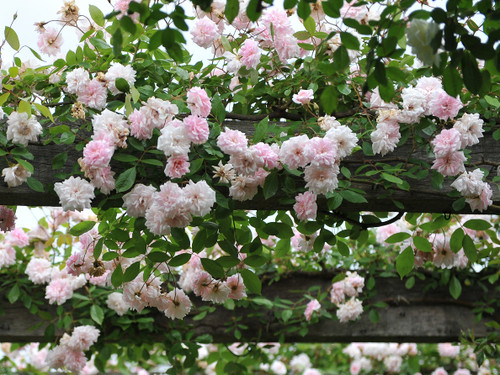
[[429, 91, 463, 120], [431, 151, 466, 176], [2, 164, 31, 187], [191, 16, 220, 48], [54, 176, 95, 211], [304, 299, 321, 321], [37, 27, 64, 56], [186, 87, 212, 118], [217, 128, 248, 155], [184, 114, 209, 144], [7, 111, 43, 147], [239, 39, 261, 70], [294, 191, 317, 221], [292, 89, 314, 105], [165, 154, 190, 179]]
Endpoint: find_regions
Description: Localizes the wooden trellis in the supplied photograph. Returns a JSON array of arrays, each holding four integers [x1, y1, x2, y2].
[[0, 120, 498, 343]]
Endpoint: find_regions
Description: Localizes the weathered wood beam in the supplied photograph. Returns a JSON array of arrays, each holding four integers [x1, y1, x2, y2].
[[0, 273, 497, 343], [0, 120, 498, 213]]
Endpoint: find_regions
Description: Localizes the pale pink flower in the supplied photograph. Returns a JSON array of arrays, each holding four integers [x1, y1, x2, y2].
[[438, 343, 460, 357], [46, 278, 74, 304], [384, 355, 402, 373], [399, 87, 427, 123], [0, 244, 16, 267], [213, 161, 235, 183], [163, 288, 192, 319], [304, 164, 339, 195], [187, 87, 211, 118], [165, 154, 190, 179], [142, 97, 178, 129], [157, 125, 191, 157], [68, 325, 100, 351], [429, 91, 463, 120], [89, 166, 116, 194], [432, 128, 462, 158], [336, 298, 363, 323], [105, 62, 136, 95], [37, 27, 63, 56], [306, 137, 337, 166], [431, 367, 449, 375], [270, 360, 287, 375], [294, 191, 317, 221], [184, 115, 210, 144], [7, 111, 43, 146], [279, 135, 312, 169], [304, 299, 321, 321], [453, 113, 484, 147], [122, 184, 156, 218], [330, 281, 345, 305], [7, 227, 29, 247], [183, 180, 216, 217], [191, 17, 220, 48], [107, 292, 129, 316], [64, 348, 87, 373], [65, 67, 90, 95], [431, 233, 455, 268], [129, 109, 154, 140], [292, 89, 314, 105], [54, 177, 95, 211], [92, 110, 129, 148], [79, 79, 107, 110], [203, 281, 230, 303], [451, 169, 486, 197], [2, 164, 31, 187], [371, 121, 401, 156], [239, 39, 261, 69], [274, 36, 300, 62], [226, 274, 247, 299], [453, 369, 471, 375], [192, 271, 213, 298], [144, 205, 171, 236], [82, 139, 115, 168], [252, 142, 280, 169], [467, 183, 493, 212], [416, 76, 443, 93], [26, 258, 52, 284], [325, 125, 358, 159], [229, 147, 264, 175], [217, 128, 248, 155], [229, 175, 259, 201], [340, 1, 369, 22], [431, 151, 466, 176]]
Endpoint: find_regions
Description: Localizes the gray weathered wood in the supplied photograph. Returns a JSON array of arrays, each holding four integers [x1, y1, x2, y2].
[[0, 273, 496, 343], [0, 120, 498, 213]]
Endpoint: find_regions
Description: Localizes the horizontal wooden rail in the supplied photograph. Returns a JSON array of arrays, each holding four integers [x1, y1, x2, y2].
[[0, 120, 498, 213], [0, 272, 497, 343]]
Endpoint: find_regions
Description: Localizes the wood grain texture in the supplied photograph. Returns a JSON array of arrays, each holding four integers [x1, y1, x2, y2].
[[0, 120, 498, 213], [0, 273, 496, 343]]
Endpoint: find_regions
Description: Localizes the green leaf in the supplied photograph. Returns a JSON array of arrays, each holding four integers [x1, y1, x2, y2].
[[111, 264, 124, 288], [0, 92, 10, 106], [253, 117, 268, 143], [263, 172, 279, 199], [115, 77, 130, 93], [69, 221, 95, 236], [115, 167, 136, 193], [385, 232, 411, 243], [303, 17, 316, 35], [244, 255, 267, 267], [297, 0, 311, 19], [89, 5, 105, 27], [34, 103, 54, 122], [450, 228, 464, 253], [461, 52, 482, 94], [263, 222, 294, 238], [147, 251, 170, 263], [18, 100, 32, 116], [112, 28, 123, 57], [332, 45, 350, 71], [27, 177, 44, 193], [341, 32, 360, 50], [7, 284, 20, 303], [246, 0, 262, 22], [52, 152, 67, 170], [443, 65, 462, 97], [282, 309, 292, 322], [462, 234, 477, 263], [463, 219, 491, 231], [413, 236, 432, 252], [340, 190, 367, 204], [320, 86, 338, 114], [171, 227, 190, 249], [211, 94, 225, 123], [90, 304, 104, 325], [396, 246, 414, 278], [225, 0, 239, 24], [4, 26, 20, 51], [169, 253, 192, 267], [201, 258, 225, 279], [240, 269, 261, 294], [123, 261, 141, 282], [381, 172, 403, 185], [337, 240, 350, 256], [449, 276, 462, 300]]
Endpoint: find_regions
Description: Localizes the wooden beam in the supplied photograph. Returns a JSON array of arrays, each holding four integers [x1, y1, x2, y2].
[[0, 120, 498, 213], [0, 273, 496, 343]]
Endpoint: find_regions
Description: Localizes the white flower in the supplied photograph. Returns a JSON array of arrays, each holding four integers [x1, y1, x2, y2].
[[7, 112, 43, 146], [453, 113, 484, 148], [325, 125, 358, 159], [2, 164, 32, 187], [157, 125, 191, 157], [54, 176, 95, 211], [183, 180, 216, 217]]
